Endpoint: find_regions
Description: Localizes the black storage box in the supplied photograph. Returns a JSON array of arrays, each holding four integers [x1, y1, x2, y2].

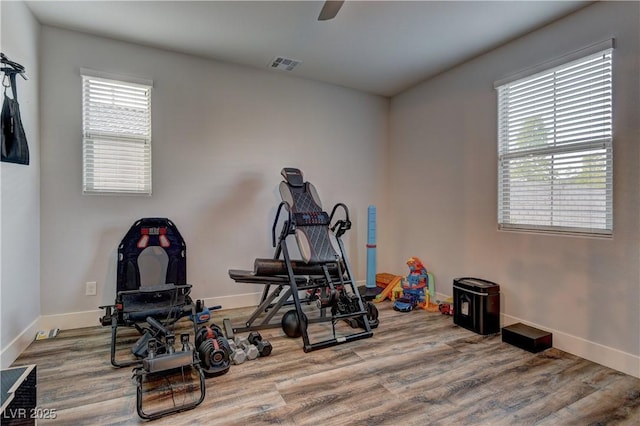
[[453, 277, 500, 335], [502, 323, 552, 353]]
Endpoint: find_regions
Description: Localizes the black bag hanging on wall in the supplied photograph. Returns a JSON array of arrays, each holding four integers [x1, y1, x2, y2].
[[1, 72, 29, 165]]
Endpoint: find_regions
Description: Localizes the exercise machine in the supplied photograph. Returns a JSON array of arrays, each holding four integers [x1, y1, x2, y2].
[[99, 218, 197, 368], [225, 168, 378, 352]]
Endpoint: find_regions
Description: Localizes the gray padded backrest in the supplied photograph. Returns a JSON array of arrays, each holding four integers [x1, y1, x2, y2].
[[279, 168, 340, 264]]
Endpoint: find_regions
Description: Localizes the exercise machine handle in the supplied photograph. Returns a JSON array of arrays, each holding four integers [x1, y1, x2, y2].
[[329, 203, 351, 238], [272, 201, 292, 247], [329, 203, 350, 223]]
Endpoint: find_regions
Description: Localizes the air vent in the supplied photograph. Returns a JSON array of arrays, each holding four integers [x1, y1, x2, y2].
[[270, 56, 302, 72]]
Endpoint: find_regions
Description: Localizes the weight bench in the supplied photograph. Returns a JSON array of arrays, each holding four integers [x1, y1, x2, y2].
[[225, 168, 378, 352]]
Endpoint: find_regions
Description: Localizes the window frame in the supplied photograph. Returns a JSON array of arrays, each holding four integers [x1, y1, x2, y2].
[[495, 40, 614, 236], [81, 69, 153, 196]]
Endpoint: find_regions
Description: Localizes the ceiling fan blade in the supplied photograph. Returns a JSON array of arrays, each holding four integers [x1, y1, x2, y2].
[[318, 0, 345, 21]]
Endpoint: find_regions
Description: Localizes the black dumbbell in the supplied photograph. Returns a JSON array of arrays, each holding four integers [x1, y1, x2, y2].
[[195, 324, 232, 376], [247, 331, 272, 357]]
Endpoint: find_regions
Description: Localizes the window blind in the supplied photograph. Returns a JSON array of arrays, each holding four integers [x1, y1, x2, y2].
[[82, 74, 152, 195], [497, 47, 613, 235]]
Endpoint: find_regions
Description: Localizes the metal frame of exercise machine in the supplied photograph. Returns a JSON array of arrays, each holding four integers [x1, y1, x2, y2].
[[225, 168, 376, 352]]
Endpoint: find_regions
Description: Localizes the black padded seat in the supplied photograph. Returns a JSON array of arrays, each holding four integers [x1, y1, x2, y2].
[[119, 284, 191, 323], [228, 269, 307, 284]]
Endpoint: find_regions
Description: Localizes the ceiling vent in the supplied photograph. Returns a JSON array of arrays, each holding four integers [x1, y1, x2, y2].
[[269, 56, 302, 72]]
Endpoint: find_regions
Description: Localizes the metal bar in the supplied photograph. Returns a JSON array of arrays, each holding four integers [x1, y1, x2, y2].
[[109, 316, 142, 368], [135, 365, 205, 420], [305, 330, 373, 353]]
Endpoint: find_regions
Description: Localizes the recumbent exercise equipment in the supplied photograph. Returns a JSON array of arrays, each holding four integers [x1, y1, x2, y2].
[[99, 218, 231, 420], [225, 168, 379, 352]]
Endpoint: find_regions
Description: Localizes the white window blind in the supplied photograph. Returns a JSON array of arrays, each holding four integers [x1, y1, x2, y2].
[[82, 73, 152, 195], [497, 46, 613, 235]]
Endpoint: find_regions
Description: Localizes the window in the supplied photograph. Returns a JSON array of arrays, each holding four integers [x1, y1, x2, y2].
[[496, 41, 613, 235], [82, 70, 152, 195]]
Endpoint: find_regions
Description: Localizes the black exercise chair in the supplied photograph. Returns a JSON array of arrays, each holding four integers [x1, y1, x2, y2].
[[225, 168, 378, 352], [99, 218, 196, 368]]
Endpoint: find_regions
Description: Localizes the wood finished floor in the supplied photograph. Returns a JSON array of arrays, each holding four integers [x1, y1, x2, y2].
[[11, 303, 640, 425]]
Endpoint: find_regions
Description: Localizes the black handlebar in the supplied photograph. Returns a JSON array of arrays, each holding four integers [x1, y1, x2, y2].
[[329, 203, 351, 238], [272, 201, 292, 247]]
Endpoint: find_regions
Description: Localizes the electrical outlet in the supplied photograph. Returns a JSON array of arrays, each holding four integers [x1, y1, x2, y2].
[[86, 281, 97, 296]]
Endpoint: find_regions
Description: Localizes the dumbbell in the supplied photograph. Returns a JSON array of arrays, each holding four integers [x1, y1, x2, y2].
[[247, 331, 272, 357], [195, 324, 232, 376], [231, 348, 247, 364], [228, 339, 247, 364], [234, 336, 259, 361]]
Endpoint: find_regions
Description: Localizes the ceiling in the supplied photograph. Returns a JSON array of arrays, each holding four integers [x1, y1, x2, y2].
[[25, 1, 592, 97]]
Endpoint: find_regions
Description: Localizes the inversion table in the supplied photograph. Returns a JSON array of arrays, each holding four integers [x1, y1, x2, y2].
[[225, 168, 378, 352]]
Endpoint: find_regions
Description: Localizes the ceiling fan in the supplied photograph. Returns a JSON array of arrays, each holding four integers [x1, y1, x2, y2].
[[318, 0, 345, 21]]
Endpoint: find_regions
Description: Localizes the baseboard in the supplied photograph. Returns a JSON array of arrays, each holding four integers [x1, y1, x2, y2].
[[38, 309, 104, 331], [434, 292, 451, 303], [0, 317, 40, 369], [502, 313, 640, 379]]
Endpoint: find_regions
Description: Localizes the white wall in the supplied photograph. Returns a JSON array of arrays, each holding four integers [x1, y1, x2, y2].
[[0, 1, 41, 368], [39, 27, 389, 319], [389, 1, 639, 376]]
